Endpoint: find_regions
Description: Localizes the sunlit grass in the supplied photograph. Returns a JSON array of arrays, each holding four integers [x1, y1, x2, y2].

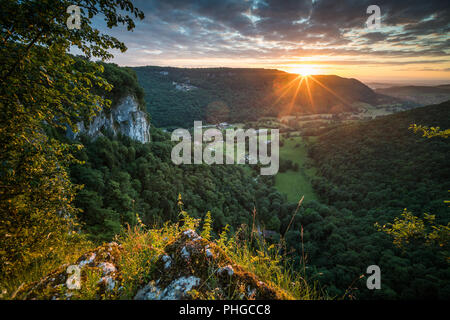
[[0, 239, 93, 299]]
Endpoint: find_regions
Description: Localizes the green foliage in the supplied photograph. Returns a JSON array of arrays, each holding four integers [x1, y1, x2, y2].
[[71, 268, 103, 300], [68, 128, 289, 243], [217, 225, 231, 249], [0, 0, 143, 291], [116, 222, 177, 299], [1, 0, 447, 301], [97, 62, 146, 111], [201, 211, 213, 241], [275, 136, 317, 203], [177, 194, 200, 231], [216, 224, 323, 300], [116, 207, 323, 300], [376, 209, 450, 250], [409, 124, 450, 139], [380, 123, 450, 256]]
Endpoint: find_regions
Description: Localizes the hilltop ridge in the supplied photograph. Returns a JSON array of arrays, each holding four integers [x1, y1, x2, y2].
[[376, 84, 450, 106], [133, 67, 404, 128]]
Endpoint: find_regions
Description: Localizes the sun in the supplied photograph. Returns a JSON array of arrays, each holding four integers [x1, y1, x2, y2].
[[289, 65, 318, 77]]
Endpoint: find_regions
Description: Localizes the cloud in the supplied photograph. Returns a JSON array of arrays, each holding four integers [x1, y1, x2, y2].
[[94, 0, 450, 68]]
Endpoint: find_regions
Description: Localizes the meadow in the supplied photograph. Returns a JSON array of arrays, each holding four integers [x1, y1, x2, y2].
[[275, 134, 317, 203]]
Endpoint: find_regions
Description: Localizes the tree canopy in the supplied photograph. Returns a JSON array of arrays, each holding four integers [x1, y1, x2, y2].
[[0, 0, 143, 280]]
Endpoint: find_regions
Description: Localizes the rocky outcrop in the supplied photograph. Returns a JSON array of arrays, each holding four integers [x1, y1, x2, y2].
[[68, 95, 150, 143], [16, 242, 123, 300], [17, 230, 291, 300], [134, 229, 290, 300]]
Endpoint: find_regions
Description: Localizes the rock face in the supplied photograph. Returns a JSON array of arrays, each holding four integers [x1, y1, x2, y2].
[[69, 95, 150, 143]]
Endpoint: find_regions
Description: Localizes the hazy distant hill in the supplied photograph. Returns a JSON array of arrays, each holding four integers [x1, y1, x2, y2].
[[133, 67, 399, 127], [376, 84, 450, 106]]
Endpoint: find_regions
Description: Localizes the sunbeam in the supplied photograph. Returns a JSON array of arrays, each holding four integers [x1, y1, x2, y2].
[[308, 76, 351, 106]]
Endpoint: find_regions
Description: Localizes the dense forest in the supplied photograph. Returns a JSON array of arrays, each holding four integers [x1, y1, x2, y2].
[[99, 62, 146, 111], [4, 54, 450, 299], [67, 128, 288, 242], [303, 102, 450, 299]]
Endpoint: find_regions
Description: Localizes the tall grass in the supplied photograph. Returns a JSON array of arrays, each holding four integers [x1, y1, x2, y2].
[[117, 199, 326, 300], [0, 237, 92, 299], [216, 220, 324, 300]]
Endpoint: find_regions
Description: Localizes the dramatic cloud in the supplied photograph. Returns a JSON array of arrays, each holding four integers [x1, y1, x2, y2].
[[89, 0, 450, 81]]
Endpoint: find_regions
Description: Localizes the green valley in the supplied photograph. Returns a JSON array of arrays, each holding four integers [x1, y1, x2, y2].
[[276, 135, 317, 203], [1, 0, 449, 303]]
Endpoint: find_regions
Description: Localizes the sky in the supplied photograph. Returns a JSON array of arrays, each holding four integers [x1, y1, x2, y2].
[[89, 0, 450, 84]]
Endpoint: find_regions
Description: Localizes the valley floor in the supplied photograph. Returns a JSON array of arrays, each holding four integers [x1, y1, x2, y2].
[[276, 135, 317, 203]]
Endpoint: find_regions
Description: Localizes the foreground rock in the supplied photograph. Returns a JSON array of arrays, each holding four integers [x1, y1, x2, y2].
[[17, 231, 290, 300], [134, 230, 290, 300], [16, 242, 123, 300]]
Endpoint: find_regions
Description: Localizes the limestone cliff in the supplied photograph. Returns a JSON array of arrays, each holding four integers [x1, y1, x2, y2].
[[68, 95, 150, 143]]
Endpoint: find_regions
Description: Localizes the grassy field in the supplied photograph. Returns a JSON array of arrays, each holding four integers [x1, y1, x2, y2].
[[275, 135, 317, 203]]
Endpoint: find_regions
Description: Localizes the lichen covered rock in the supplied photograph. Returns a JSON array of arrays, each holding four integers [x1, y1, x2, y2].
[[134, 276, 200, 300], [134, 230, 291, 300], [16, 242, 123, 300]]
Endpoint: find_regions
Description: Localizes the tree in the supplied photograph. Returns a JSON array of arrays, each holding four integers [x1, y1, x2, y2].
[[0, 0, 144, 280], [377, 123, 450, 254], [409, 124, 450, 139], [375, 209, 450, 250], [410, 123, 450, 207]]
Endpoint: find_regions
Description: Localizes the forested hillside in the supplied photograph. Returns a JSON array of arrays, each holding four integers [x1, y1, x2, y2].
[[68, 127, 287, 242], [301, 101, 450, 299], [134, 66, 399, 128], [68, 97, 450, 299], [98, 62, 146, 111]]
